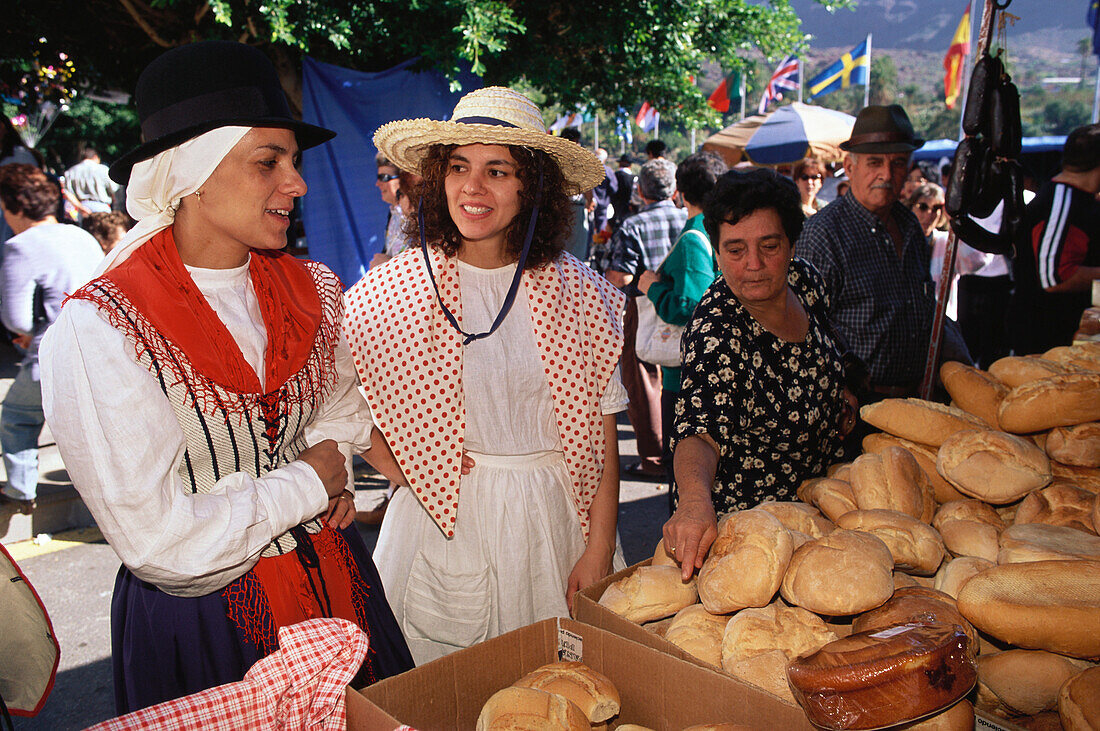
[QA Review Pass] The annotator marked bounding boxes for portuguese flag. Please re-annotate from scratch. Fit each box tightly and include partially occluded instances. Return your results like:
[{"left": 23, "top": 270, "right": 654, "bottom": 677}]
[{"left": 708, "top": 71, "right": 743, "bottom": 113}]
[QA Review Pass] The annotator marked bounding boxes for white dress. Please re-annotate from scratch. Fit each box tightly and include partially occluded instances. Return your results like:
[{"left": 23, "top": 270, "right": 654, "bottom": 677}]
[{"left": 374, "top": 260, "right": 627, "bottom": 665}]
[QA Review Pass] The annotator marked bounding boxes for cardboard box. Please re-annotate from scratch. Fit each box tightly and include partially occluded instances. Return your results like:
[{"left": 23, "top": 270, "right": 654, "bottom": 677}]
[{"left": 347, "top": 617, "right": 813, "bottom": 730}]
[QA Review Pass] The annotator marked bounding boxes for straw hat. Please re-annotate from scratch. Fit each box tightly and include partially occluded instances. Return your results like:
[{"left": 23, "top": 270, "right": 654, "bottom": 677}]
[{"left": 373, "top": 86, "right": 605, "bottom": 195}]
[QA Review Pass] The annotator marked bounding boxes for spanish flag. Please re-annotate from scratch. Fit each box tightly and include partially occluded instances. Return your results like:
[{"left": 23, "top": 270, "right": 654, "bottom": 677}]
[{"left": 944, "top": 4, "right": 971, "bottom": 109}]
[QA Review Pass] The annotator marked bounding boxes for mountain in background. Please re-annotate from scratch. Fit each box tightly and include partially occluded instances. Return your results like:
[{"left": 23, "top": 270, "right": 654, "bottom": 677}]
[{"left": 791, "top": 0, "right": 1085, "bottom": 53}]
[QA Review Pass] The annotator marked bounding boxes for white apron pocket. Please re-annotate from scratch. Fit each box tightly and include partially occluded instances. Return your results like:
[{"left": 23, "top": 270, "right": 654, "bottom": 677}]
[{"left": 402, "top": 549, "right": 491, "bottom": 651}]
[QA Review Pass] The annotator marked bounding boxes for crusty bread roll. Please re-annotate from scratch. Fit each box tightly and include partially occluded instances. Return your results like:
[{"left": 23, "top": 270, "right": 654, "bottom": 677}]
[
  {"left": 850, "top": 448, "right": 935, "bottom": 522},
  {"left": 932, "top": 499, "right": 1006, "bottom": 562},
  {"left": 989, "top": 355, "right": 1081, "bottom": 387},
  {"left": 940, "top": 361, "right": 1008, "bottom": 429},
  {"left": 476, "top": 686, "right": 589, "bottom": 731},
  {"left": 1059, "top": 665, "right": 1100, "bottom": 731},
  {"left": 934, "top": 556, "right": 994, "bottom": 599},
  {"left": 641, "top": 615, "right": 676, "bottom": 637},
  {"left": 756, "top": 501, "right": 834, "bottom": 538},
  {"left": 1044, "top": 343, "right": 1100, "bottom": 372},
  {"left": 806, "top": 478, "right": 858, "bottom": 523},
  {"left": 1046, "top": 422, "right": 1100, "bottom": 468},
  {"left": 936, "top": 429, "right": 1052, "bottom": 504},
  {"left": 852, "top": 586, "right": 978, "bottom": 659},
  {"left": 1095, "top": 492, "right": 1100, "bottom": 536},
  {"left": 976, "top": 649, "right": 1092, "bottom": 716},
  {"left": 827, "top": 462, "right": 852, "bottom": 480},
  {"left": 511, "top": 661, "right": 621, "bottom": 724},
  {"left": 836, "top": 509, "right": 945, "bottom": 575},
  {"left": 598, "top": 565, "right": 697, "bottom": 623},
  {"left": 786, "top": 623, "right": 977, "bottom": 730},
  {"left": 998, "top": 523, "right": 1100, "bottom": 563},
  {"left": 999, "top": 372, "right": 1100, "bottom": 433},
  {"left": 956, "top": 559, "right": 1100, "bottom": 659},
  {"left": 780, "top": 529, "right": 894, "bottom": 615},
  {"left": 720, "top": 603, "right": 837, "bottom": 703},
  {"left": 893, "top": 570, "right": 920, "bottom": 589},
  {"left": 681, "top": 725, "right": 754, "bottom": 731},
  {"left": 1015, "top": 482, "right": 1097, "bottom": 535},
  {"left": 663, "top": 604, "right": 730, "bottom": 668},
  {"left": 1052, "top": 460, "right": 1100, "bottom": 494},
  {"left": 894, "top": 699, "right": 974, "bottom": 730},
  {"left": 697, "top": 509, "right": 793, "bottom": 613},
  {"left": 651, "top": 539, "right": 677, "bottom": 567},
  {"left": 861, "top": 398, "right": 988, "bottom": 447},
  {"left": 862, "top": 433, "right": 966, "bottom": 504}
]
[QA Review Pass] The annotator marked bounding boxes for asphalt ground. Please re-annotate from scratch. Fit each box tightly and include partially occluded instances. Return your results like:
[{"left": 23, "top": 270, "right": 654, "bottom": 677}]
[{"left": 6, "top": 413, "right": 670, "bottom": 729}]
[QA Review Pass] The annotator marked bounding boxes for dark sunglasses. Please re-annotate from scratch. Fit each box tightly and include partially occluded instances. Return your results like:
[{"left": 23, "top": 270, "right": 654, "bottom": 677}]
[
  {"left": 798, "top": 174, "right": 823, "bottom": 181},
  {"left": 915, "top": 202, "right": 944, "bottom": 213},
  {"left": 377, "top": 173, "right": 400, "bottom": 182}
]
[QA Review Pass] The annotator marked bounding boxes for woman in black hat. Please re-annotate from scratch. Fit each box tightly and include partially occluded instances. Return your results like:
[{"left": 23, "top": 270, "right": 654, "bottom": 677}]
[{"left": 38, "top": 41, "right": 413, "bottom": 713}]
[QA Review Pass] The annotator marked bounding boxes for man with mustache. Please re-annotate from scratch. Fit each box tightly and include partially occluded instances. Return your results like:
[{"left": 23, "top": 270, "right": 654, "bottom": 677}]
[{"left": 795, "top": 105, "right": 937, "bottom": 401}]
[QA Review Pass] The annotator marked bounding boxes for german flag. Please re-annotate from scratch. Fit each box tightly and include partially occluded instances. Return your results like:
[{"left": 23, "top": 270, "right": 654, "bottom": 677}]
[{"left": 944, "top": 4, "right": 971, "bottom": 109}]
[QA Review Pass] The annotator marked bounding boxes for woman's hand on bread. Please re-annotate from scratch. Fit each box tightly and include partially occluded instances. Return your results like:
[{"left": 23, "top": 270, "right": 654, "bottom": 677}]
[{"left": 663, "top": 497, "right": 718, "bottom": 582}]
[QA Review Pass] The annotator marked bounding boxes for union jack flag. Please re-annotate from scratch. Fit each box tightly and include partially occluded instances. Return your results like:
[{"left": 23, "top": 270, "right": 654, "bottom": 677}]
[{"left": 758, "top": 54, "right": 800, "bottom": 114}]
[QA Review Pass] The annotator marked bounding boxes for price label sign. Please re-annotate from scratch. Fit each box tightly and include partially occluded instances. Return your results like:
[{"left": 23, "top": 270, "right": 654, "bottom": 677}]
[{"left": 557, "top": 627, "right": 583, "bottom": 662}]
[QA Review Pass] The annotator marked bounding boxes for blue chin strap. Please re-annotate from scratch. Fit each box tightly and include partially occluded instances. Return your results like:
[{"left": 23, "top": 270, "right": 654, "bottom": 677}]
[{"left": 419, "top": 156, "right": 545, "bottom": 346}]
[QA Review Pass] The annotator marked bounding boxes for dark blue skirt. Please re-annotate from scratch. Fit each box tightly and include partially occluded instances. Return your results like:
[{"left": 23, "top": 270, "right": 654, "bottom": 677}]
[{"left": 111, "top": 525, "right": 413, "bottom": 715}]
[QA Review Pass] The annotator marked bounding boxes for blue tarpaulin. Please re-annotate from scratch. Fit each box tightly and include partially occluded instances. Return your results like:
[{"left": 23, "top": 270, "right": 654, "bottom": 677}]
[{"left": 299, "top": 57, "right": 479, "bottom": 288}]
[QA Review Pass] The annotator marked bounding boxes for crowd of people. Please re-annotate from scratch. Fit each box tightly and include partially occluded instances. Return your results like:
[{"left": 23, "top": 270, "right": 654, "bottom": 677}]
[{"left": 2, "top": 38, "right": 1100, "bottom": 719}]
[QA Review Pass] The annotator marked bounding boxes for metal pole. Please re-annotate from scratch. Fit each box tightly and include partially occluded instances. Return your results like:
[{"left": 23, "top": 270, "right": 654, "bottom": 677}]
[
  {"left": 1093, "top": 64, "right": 1100, "bottom": 124},
  {"left": 740, "top": 75, "right": 746, "bottom": 120},
  {"left": 690, "top": 129, "right": 696, "bottom": 152},
  {"left": 863, "top": 34, "right": 872, "bottom": 108},
  {"left": 798, "top": 57, "right": 804, "bottom": 103},
  {"left": 654, "top": 114, "right": 660, "bottom": 139},
  {"left": 594, "top": 115, "right": 600, "bottom": 150}
]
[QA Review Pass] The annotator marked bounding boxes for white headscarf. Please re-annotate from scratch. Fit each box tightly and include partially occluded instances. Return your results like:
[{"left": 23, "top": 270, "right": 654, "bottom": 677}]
[{"left": 94, "top": 126, "right": 250, "bottom": 276}]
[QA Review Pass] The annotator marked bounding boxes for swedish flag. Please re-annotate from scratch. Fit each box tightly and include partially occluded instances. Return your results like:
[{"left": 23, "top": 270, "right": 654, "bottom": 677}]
[{"left": 808, "top": 36, "right": 871, "bottom": 99}]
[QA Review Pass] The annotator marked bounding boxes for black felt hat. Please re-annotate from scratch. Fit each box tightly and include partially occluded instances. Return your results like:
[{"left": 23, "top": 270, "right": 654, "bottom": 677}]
[
  {"left": 839, "top": 104, "right": 924, "bottom": 154},
  {"left": 109, "top": 41, "right": 335, "bottom": 184}
]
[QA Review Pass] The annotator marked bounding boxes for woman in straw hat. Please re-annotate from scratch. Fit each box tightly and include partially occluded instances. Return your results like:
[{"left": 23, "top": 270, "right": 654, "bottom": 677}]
[
  {"left": 38, "top": 41, "right": 413, "bottom": 713},
  {"left": 344, "top": 86, "right": 627, "bottom": 664}
]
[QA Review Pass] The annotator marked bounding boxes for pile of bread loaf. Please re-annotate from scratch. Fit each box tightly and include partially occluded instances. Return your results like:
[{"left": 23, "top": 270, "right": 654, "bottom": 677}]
[{"left": 598, "top": 344, "right": 1100, "bottom": 730}]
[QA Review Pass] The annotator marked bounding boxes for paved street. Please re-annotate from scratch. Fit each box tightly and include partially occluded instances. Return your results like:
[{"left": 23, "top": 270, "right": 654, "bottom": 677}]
[{"left": 2, "top": 348, "right": 670, "bottom": 730}]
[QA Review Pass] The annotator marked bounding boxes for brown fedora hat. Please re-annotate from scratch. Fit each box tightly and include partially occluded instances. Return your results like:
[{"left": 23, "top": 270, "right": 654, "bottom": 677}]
[{"left": 840, "top": 104, "right": 924, "bottom": 154}]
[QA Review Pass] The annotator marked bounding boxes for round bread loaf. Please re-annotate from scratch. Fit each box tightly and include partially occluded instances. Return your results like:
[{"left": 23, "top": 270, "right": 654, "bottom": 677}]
[
  {"left": 894, "top": 699, "right": 974, "bottom": 730},
  {"left": 786, "top": 623, "right": 977, "bottom": 730},
  {"left": 1046, "top": 423, "right": 1100, "bottom": 467},
  {"left": 850, "top": 448, "right": 934, "bottom": 522},
  {"left": 511, "top": 661, "right": 621, "bottom": 723},
  {"left": 1059, "top": 665, "right": 1100, "bottom": 731},
  {"left": 998, "top": 523, "right": 1100, "bottom": 563},
  {"left": 999, "top": 372, "right": 1100, "bottom": 433},
  {"left": 651, "top": 539, "right": 677, "bottom": 567},
  {"left": 934, "top": 556, "right": 994, "bottom": 599},
  {"left": 779, "top": 529, "right": 894, "bottom": 615},
  {"left": 598, "top": 565, "right": 697, "bottom": 623},
  {"left": 862, "top": 433, "right": 966, "bottom": 504},
  {"left": 663, "top": 604, "right": 730, "bottom": 668},
  {"left": 721, "top": 603, "right": 837, "bottom": 666},
  {"left": 956, "top": 559, "right": 1100, "bottom": 659},
  {"left": 807, "top": 478, "right": 859, "bottom": 523},
  {"left": 476, "top": 686, "right": 589, "bottom": 731},
  {"left": 1015, "top": 482, "right": 1097, "bottom": 535},
  {"left": 932, "top": 500, "right": 1006, "bottom": 562},
  {"left": 756, "top": 501, "right": 834, "bottom": 538},
  {"left": 697, "top": 509, "right": 793, "bottom": 613},
  {"left": 976, "top": 650, "right": 1091, "bottom": 716},
  {"left": 860, "top": 398, "right": 988, "bottom": 447},
  {"left": 989, "top": 355, "right": 1081, "bottom": 387},
  {"left": 852, "top": 586, "right": 979, "bottom": 659},
  {"left": 827, "top": 462, "right": 852, "bottom": 480},
  {"left": 836, "top": 509, "right": 945, "bottom": 575},
  {"left": 681, "top": 724, "right": 754, "bottom": 731},
  {"left": 940, "top": 361, "right": 1008, "bottom": 429},
  {"left": 936, "top": 429, "right": 1052, "bottom": 504}
]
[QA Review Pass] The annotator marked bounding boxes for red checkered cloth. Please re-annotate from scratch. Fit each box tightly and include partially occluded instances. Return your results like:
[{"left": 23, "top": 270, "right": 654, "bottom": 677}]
[{"left": 88, "top": 618, "right": 368, "bottom": 730}]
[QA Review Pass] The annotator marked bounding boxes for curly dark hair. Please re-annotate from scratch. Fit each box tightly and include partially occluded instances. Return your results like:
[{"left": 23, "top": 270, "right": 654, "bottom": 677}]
[
  {"left": 703, "top": 168, "right": 804, "bottom": 248},
  {"left": 404, "top": 144, "right": 573, "bottom": 269},
  {"left": 0, "top": 163, "right": 59, "bottom": 221}
]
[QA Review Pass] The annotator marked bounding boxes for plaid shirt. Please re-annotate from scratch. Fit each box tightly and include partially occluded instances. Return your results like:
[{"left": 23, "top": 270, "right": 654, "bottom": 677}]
[
  {"left": 604, "top": 199, "right": 688, "bottom": 281},
  {"left": 794, "top": 193, "right": 935, "bottom": 388}
]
